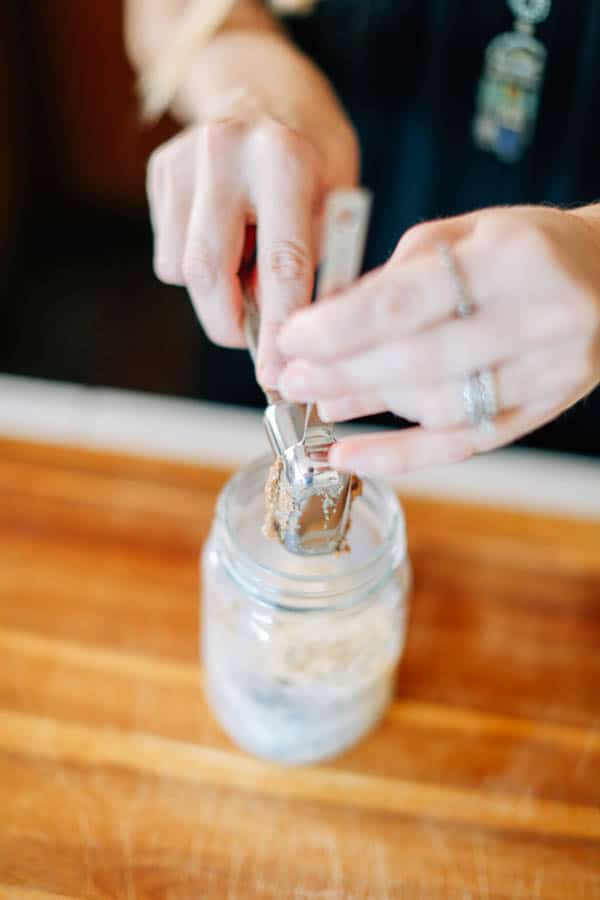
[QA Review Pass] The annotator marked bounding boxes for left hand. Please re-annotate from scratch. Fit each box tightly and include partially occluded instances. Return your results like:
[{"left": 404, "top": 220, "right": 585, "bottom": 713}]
[{"left": 276, "top": 205, "right": 600, "bottom": 477}]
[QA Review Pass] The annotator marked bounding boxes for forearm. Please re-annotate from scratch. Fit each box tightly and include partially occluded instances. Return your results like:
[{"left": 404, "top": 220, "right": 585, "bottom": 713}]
[
  {"left": 171, "top": 27, "right": 345, "bottom": 129},
  {"left": 125, "top": 0, "right": 298, "bottom": 122},
  {"left": 125, "top": 0, "right": 277, "bottom": 73}
]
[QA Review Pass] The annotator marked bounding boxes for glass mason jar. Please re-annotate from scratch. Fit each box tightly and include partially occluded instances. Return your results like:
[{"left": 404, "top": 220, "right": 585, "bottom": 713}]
[{"left": 201, "top": 456, "right": 410, "bottom": 765}]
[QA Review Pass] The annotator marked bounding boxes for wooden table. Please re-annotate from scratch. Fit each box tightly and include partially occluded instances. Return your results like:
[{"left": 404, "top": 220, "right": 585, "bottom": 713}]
[{"left": 1, "top": 437, "right": 599, "bottom": 900}]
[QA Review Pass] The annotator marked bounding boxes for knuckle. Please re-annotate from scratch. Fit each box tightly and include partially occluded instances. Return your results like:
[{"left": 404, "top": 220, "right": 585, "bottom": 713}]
[
  {"left": 262, "top": 120, "right": 307, "bottom": 159},
  {"left": 256, "top": 120, "right": 317, "bottom": 176},
  {"left": 474, "top": 209, "right": 511, "bottom": 242},
  {"left": 182, "top": 242, "right": 217, "bottom": 294},
  {"left": 268, "top": 239, "right": 312, "bottom": 284},
  {"left": 200, "top": 119, "right": 242, "bottom": 156},
  {"left": 510, "top": 223, "right": 553, "bottom": 265},
  {"left": 398, "top": 222, "right": 436, "bottom": 255},
  {"left": 153, "top": 254, "right": 181, "bottom": 285}
]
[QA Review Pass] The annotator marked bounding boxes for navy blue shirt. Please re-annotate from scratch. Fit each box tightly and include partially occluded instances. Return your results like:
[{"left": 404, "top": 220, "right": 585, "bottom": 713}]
[{"left": 287, "top": 1, "right": 600, "bottom": 270}]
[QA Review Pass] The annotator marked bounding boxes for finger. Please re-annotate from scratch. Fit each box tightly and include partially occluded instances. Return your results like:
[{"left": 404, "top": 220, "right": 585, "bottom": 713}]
[
  {"left": 147, "top": 130, "right": 196, "bottom": 285},
  {"left": 329, "top": 396, "right": 565, "bottom": 478},
  {"left": 318, "top": 335, "right": 595, "bottom": 428},
  {"left": 317, "top": 391, "right": 387, "bottom": 423},
  {"left": 183, "top": 125, "right": 247, "bottom": 347},
  {"left": 279, "top": 219, "right": 587, "bottom": 371},
  {"left": 277, "top": 213, "right": 481, "bottom": 362},
  {"left": 276, "top": 302, "right": 500, "bottom": 401},
  {"left": 253, "top": 126, "right": 318, "bottom": 389},
  {"left": 153, "top": 163, "right": 191, "bottom": 285},
  {"left": 317, "top": 385, "right": 433, "bottom": 424},
  {"left": 146, "top": 149, "right": 164, "bottom": 238},
  {"left": 405, "top": 335, "right": 595, "bottom": 429},
  {"left": 278, "top": 248, "right": 459, "bottom": 363},
  {"left": 278, "top": 282, "right": 580, "bottom": 403}
]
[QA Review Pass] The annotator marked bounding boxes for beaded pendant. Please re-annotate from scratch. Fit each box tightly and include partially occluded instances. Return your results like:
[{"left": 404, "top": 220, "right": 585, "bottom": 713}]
[{"left": 473, "top": 0, "right": 552, "bottom": 164}]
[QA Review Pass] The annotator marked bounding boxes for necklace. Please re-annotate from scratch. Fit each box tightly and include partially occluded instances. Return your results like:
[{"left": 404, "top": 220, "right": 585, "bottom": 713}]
[{"left": 473, "top": 0, "right": 552, "bottom": 164}]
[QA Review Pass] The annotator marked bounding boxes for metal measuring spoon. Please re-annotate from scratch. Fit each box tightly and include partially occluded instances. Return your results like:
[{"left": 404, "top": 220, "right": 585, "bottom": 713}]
[{"left": 243, "top": 189, "right": 372, "bottom": 555}]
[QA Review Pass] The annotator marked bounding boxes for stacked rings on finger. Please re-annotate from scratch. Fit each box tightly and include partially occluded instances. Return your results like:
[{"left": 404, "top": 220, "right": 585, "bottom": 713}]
[
  {"left": 462, "top": 371, "right": 499, "bottom": 428},
  {"left": 437, "top": 242, "right": 499, "bottom": 431},
  {"left": 477, "top": 369, "right": 499, "bottom": 420}
]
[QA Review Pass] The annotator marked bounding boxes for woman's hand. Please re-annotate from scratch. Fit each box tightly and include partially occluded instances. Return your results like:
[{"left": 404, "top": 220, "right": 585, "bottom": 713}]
[
  {"left": 146, "top": 28, "right": 358, "bottom": 390},
  {"left": 277, "top": 205, "right": 600, "bottom": 477}
]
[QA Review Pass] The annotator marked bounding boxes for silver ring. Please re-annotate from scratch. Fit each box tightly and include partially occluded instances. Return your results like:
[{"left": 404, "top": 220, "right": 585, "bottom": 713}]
[
  {"left": 437, "top": 241, "right": 476, "bottom": 318},
  {"left": 477, "top": 368, "right": 499, "bottom": 420},
  {"left": 462, "top": 374, "right": 483, "bottom": 426},
  {"left": 437, "top": 244, "right": 498, "bottom": 434},
  {"left": 462, "top": 369, "right": 499, "bottom": 429}
]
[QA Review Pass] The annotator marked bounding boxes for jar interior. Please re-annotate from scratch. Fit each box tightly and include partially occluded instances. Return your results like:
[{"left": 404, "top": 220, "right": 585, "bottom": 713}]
[
  {"left": 203, "top": 456, "right": 410, "bottom": 763},
  {"left": 220, "top": 456, "right": 405, "bottom": 592}
]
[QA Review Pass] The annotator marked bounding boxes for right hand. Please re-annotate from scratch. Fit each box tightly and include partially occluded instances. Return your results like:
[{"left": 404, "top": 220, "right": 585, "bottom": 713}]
[{"left": 147, "top": 43, "right": 358, "bottom": 389}]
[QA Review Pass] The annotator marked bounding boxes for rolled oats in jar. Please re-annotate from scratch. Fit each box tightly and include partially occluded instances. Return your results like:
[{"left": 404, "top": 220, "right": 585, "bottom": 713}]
[{"left": 201, "top": 456, "right": 410, "bottom": 765}]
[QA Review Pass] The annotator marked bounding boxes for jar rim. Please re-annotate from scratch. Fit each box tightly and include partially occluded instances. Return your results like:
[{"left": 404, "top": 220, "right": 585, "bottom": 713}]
[{"left": 215, "top": 455, "right": 406, "bottom": 604}]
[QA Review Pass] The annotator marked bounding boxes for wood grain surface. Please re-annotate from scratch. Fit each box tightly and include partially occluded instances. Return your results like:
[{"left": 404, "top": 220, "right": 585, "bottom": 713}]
[{"left": 0, "top": 437, "right": 598, "bottom": 900}]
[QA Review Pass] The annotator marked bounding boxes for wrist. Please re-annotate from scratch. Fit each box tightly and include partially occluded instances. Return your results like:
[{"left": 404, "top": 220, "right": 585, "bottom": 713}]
[
  {"left": 172, "top": 29, "right": 295, "bottom": 124},
  {"left": 135, "top": 0, "right": 282, "bottom": 121},
  {"left": 173, "top": 28, "right": 357, "bottom": 176}
]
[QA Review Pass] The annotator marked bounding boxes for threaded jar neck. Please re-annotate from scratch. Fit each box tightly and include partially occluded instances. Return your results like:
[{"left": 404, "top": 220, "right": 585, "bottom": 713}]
[{"left": 212, "top": 456, "right": 407, "bottom": 613}]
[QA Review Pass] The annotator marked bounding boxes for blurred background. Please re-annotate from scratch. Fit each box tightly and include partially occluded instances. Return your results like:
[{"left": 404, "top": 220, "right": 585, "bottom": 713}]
[
  {"left": 1, "top": 0, "right": 217, "bottom": 401},
  {"left": 1, "top": 0, "right": 598, "bottom": 456}
]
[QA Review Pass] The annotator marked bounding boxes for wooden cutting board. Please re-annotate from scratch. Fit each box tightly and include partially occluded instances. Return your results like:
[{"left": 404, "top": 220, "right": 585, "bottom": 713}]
[{"left": 0, "top": 437, "right": 599, "bottom": 900}]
